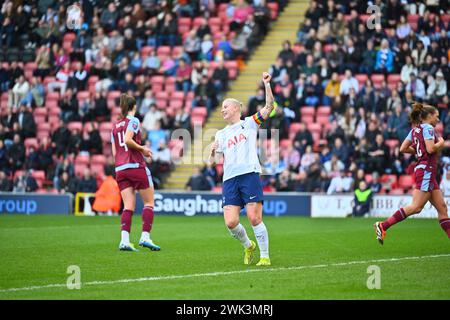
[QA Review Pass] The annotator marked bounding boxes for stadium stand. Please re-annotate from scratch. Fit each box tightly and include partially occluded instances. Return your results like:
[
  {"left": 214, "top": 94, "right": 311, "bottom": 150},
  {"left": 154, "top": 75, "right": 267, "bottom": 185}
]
[
  {"left": 197, "top": 0, "right": 449, "bottom": 195},
  {"left": 0, "top": 0, "right": 283, "bottom": 193}
]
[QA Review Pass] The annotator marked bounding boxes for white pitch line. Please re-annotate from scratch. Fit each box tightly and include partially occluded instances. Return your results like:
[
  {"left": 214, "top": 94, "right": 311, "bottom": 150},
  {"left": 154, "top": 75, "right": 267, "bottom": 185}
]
[{"left": 1, "top": 253, "right": 449, "bottom": 293}]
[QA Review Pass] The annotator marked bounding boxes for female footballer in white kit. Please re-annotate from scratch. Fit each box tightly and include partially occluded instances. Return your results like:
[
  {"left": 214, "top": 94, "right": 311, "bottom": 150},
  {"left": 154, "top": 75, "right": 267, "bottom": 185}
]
[{"left": 209, "top": 72, "right": 274, "bottom": 266}]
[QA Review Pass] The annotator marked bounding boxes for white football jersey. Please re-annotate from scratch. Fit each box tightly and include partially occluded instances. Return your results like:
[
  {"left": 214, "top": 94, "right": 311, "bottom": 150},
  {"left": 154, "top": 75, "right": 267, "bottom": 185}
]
[{"left": 215, "top": 116, "right": 262, "bottom": 182}]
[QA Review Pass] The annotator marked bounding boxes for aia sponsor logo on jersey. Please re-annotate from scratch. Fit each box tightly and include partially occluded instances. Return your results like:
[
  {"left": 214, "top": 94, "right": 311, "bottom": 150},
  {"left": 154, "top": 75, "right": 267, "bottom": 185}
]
[{"left": 228, "top": 133, "right": 247, "bottom": 148}]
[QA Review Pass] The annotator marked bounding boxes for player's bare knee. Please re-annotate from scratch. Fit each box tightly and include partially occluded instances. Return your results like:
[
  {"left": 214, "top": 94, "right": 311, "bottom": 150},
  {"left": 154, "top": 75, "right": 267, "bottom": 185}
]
[
  {"left": 225, "top": 219, "right": 239, "bottom": 229},
  {"left": 248, "top": 215, "right": 262, "bottom": 226}
]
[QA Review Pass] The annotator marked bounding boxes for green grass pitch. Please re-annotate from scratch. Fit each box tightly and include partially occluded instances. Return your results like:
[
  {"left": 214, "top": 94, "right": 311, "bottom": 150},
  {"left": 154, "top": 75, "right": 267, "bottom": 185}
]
[{"left": 0, "top": 215, "right": 449, "bottom": 299}]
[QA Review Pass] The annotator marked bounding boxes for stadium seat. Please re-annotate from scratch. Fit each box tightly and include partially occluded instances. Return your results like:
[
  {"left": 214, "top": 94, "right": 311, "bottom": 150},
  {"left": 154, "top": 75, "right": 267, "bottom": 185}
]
[
  {"left": 63, "top": 32, "right": 77, "bottom": 43},
  {"left": 24, "top": 138, "right": 38, "bottom": 150},
  {"left": 74, "top": 164, "right": 88, "bottom": 177},
  {"left": 155, "top": 91, "right": 170, "bottom": 100},
  {"left": 209, "top": 17, "right": 221, "bottom": 33},
  {"left": 77, "top": 91, "right": 90, "bottom": 102},
  {"left": 267, "top": 2, "right": 279, "bottom": 20},
  {"left": 100, "top": 122, "right": 113, "bottom": 133},
  {"left": 141, "top": 46, "right": 155, "bottom": 58},
  {"left": 67, "top": 122, "right": 83, "bottom": 132},
  {"left": 280, "top": 139, "right": 291, "bottom": 149},
  {"left": 37, "top": 122, "right": 51, "bottom": 132},
  {"left": 435, "top": 123, "right": 443, "bottom": 136},
  {"left": 91, "top": 155, "right": 106, "bottom": 165},
  {"left": 48, "top": 115, "right": 60, "bottom": 129},
  {"left": 307, "top": 123, "right": 322, "bottom": 133},
  {"left": 88, "top": 76, "right": 99, "bottom": 86},
  {"left": 316, "top": 115, "right": 329, "bottom": 126},
  {"left": 165, "top": 77, "right": 176, "bottom": 93},
  {"left": 289, "top": 123, "right": 303, "bottom": 139},
  {"left": 365, "top": 174, "right": 373, "bottom": 184},
  {"left": 398, "top": 175, "right": 414, "bottom": 189},
  {"left": 90, "top": 163, "right": 105, "bottom": 177},
  {"left": 46, "top": 92, "right": 60, "bottom": 102},
  {"left": 224, "top": 61, "right": 238, "bottom": 79},
  {"left": 62, "top": 40, "right": 73, "bottom": 54},
  {"left": 381, "top": 174, "right": 398, "bottom": 189},
  {"left": 193, "top": 17, "right": 206, "bottom": 28},
  {"left": 25, "top": 62, "right": 37, "bottom": 72},
  {"left": 387, "top": 74, "right": 401, "bottom": 84},
  {"left": 170, "top": 91, "right": 185, "bottom": 102},
  {"left": 190, "top": 116, "right": 205, "bottom": 127},
  {"left": 355, "top": 74, "right": 368, "bottom": 85},
  {"left": 300, "top": 107, "right": 315, "bottom": 118},
  {"left": 31, "top": 170, "right": 46, "bottom": 188},
  {"left": 359, "top": 14, "right": 370, "bottom": 23},
  {"left": 216, "top": 163, "right": 223, "bottom": 178},
  {"left": 407, "top": 14, "right": 419, "bottom": 24},
  {"left": 157, "top": 46, "right": 171, "bottom": 59},
  {"left": 169, "top": 100, "right": 184, "bottom": 110},
  {"left": 177, "top": 17, "right": 191, "bottom": 35},
  {"left": 34, "top": 108, "right": 48, "bottom": 123},
  {"left": 316, "top": 106, "right": 331, "bottom": 116},
  {"left": 385, "top": 139, "right": 400, "bottom": 153},
  {"left": 75, "top": 154, "right": 90, "bottom": 166},
  {"left": 171, "top": 46, "right": 183, "bottom": 57},
  {"left": 191, "top": 107, "right": 208, "bottom": 118},
  {"left": 107, "top": 91, "right": 121, "bottom": 100},
  {"left": 390, "top": 188, "right": 405, "bottom": 195},
  {"left": 371, "top": 74, "right": 385, "bottom": 88}
]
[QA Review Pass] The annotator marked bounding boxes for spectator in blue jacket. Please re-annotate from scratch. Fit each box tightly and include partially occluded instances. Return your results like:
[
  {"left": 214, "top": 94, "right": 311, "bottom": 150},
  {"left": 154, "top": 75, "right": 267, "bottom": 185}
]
[{"left": 375, "top": 39, "right": 394, "bottom": 73}]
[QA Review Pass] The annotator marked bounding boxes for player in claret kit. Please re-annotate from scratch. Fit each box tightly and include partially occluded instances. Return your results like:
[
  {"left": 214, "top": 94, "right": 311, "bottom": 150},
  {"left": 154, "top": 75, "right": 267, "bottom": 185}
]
[
  {"left": 209, "top": 72, "right": 274, "bottom": 266},
  {"left": 375, "top": 102, "right": 450, "bottom": 244},
  {"left": 111, "top": 94, "right": 161, "bottom": 252}
]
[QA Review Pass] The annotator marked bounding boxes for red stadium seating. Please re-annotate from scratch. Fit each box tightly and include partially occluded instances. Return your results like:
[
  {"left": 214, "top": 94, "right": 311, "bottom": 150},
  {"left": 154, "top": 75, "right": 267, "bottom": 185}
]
[
  {"left": 165, "top": 77, "right": 176, "bottom": 93},
  {"left": 398, "top": 175, "right": 414, "bottom": 189},
  {"left": 63, "top": 32, "right": 76, "bottom": 43},
  {"left": 387, "top": 74, "right": 401, "bottom": 85},
  {"left": 385, "top": 139, "right": 400, "bottom": 154},
  {"left": 141, "top": 46, "right": 155, "bottom": 59},
  {"left": 67, "top": 122, "right": 83, "bottom": 132},
  {"left": 267, "top": 2, "right": 279, "bottom": 20},
  {"left": 307, "top": 123, "right": 322, "bottom": 133},
  {"left": 193, "top": 17, "right": 206, "bottom": 28},
  {"left": 390, "top": 188, "right": 405, "bottom": 195},
  {"left": 24, "top": 138, "right": 38, "bottom": 150},
  {"left": 191, "top": 107, "right": 208, "bottom": 119},
  {"left": 178, "top": 18, "right": 191, "bottom": 35},
  {"left": 289, "top": 123, "right": 303, "bottom": 140},
  {"left": 74, "top": 164, "right": 88, "bottom": 177},
  {"left": 436, "top": 123, "right": 443, "bottom": 136},
  {"left": 31, "top": 170, "right": 46, "bottom": 188},
  {"left": 316, "top": 106, "right": 331, "bottom": 116},
  {"left": 91, "top": 155, "right": 106, "bottom": 165},
  {"left": 371, "top": 74, "right": 385, "bottom": 88},
  {"left": 365, "top": 174, "right": 373, "bottom": 184}
]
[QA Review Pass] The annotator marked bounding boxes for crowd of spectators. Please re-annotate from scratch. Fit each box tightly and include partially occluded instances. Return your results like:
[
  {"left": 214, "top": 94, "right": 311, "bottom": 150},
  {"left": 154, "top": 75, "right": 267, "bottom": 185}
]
[
  {"left": 261, "top": 0, "right": 450, "bottom": 194},
  {"left": 0, "top": 0, "right": 282, "bottom": 194},
  {"left": 193, "top": 0, "right": 450, "bottom": 195}
]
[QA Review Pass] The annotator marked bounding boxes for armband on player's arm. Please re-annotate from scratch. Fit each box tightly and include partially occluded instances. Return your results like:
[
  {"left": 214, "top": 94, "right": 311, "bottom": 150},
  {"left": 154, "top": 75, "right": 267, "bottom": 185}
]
[{"left": 253, "top": 79, "right": 275, "bottom": 125}]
